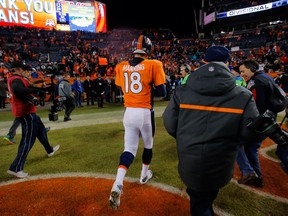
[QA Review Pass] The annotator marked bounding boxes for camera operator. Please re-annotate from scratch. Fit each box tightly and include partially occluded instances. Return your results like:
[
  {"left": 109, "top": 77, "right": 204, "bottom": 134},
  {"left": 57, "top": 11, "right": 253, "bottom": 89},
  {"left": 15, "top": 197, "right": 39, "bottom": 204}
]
[
  {"left": 237, "top": 59, "right": 287, "bottom": 187},
  {"left": 55, "top": 73, "right": 75, "bottom": 122},
  {"left": 6, "top": 60, "right": 60, "bottom": 178}
]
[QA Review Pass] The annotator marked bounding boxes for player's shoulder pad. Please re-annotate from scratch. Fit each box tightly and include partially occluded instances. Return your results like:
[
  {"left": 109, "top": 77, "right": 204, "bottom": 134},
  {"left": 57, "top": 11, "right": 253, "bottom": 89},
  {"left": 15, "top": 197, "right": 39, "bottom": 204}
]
[{"left": 145, "top": 59, "right": 163, "bottom": 65}]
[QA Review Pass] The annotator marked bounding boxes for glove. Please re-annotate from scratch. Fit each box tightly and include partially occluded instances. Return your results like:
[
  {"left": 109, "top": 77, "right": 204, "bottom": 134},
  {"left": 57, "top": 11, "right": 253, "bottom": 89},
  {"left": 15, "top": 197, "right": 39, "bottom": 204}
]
[
  {"left": 36, "top": 90, "right": 46, "bottom": 98},
  {"left": 25, "top": 95, "right": 39, "bottom": 106}
]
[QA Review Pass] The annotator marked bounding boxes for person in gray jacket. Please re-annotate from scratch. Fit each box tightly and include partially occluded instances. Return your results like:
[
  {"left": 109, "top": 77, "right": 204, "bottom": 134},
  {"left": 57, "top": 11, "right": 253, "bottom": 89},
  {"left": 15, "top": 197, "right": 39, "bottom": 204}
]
[
  {"left": 56, "top": 74, "right": 75, "bottom": 122},
  {"left": 163, "top": 46, "right": 261, "bottom": 216}
]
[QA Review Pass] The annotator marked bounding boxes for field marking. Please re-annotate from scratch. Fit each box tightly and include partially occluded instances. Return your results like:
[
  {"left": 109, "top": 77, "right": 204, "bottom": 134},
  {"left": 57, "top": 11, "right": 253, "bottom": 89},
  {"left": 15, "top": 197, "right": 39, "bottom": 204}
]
[
  {"left": 1, "top": 106, "right": 287, "bottom": 215},
  {"left": 1, "top": 172, "right": 287, "bottom": 205},
  {"left": 0, "top": 172, "right": 233, "bottom": 216},
  {"left": 260, "top": 144, "right": 281, "bottom": 163}
]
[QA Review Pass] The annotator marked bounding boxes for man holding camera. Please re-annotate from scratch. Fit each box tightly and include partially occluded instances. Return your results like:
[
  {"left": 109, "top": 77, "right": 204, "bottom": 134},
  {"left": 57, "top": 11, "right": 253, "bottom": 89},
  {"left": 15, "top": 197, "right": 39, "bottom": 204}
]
[
  {"left": 6, "top": 60, "right": 60, "bottom": 178},
  {"left": 56, "top": 74, "right": 75, "bottom": 122},
  {"left": 237, "top": 59, "right": 288, "bottom": 186}
]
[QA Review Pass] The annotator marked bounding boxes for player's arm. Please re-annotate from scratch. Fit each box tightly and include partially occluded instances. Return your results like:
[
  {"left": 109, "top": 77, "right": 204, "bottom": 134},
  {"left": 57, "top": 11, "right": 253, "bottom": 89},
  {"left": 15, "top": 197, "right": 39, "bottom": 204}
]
[
  {"left": 154, "top": 84, "right": 166, "bottom": 97},
  {"left": 152, "top": 60, "right": 167, "bottom": 97}
]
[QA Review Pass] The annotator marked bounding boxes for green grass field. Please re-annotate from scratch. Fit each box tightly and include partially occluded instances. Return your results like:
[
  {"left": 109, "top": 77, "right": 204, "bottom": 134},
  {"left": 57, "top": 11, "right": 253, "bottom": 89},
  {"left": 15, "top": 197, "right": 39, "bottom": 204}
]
[{"left": 0, "top": 101, "right": 287, "bottom": 216}]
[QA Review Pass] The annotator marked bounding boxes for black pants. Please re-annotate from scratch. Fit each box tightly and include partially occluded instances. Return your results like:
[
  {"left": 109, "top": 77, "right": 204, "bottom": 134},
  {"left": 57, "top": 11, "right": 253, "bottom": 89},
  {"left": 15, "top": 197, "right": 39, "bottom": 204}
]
[
  {"left": 63, "top": 98, "right": 76, "bottom": 118},
  {"left": 9, "top": 113, "right": 53, "bottom": 172},
  {"left": 96, "top": 93, "right": 103, "bottom": 107},
  {"left": 186, "top": 188, "right": 219, "bottom": 216},
  {"left": 86, "top": 92, "right": 94, "bottom": 105},
  {"left": 0, "top": 95, "right": 6, "bottom": 108}
]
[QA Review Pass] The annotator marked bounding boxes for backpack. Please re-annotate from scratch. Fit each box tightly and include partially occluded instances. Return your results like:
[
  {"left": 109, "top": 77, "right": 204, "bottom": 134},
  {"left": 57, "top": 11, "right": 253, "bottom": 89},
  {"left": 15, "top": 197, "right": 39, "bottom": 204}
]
[{"left": 257, "top": 74, "right": 288, "bottom": 113}]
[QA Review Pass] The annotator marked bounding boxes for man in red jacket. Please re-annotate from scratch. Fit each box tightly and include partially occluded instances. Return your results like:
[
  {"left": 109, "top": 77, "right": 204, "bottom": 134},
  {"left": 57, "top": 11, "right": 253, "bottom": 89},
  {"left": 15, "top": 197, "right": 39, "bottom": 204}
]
[{"left": 7, "top": 60, "right": 60, "bottom": 178}]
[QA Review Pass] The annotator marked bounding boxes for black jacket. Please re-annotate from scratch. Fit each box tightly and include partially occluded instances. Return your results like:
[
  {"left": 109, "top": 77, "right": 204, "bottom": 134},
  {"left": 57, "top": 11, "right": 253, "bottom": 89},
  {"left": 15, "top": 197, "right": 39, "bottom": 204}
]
[
  {"left": 83, "top": 79, "right": 94, "bottom": 93},
  {"left": 93, "top": 77, "right": 105, "bottom": 95},
  {"left": 163, "top": 62, "right": 260, "bottom": 191},
  {"left": 247, "top": 71, "right": 276, "bottom": 114}
]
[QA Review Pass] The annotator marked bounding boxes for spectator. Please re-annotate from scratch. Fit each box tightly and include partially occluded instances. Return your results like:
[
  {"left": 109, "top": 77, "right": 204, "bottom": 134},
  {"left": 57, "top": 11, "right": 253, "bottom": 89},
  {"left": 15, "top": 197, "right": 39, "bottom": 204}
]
[
  {"left": 104, "top": 76, "right": 112, "bottom": 103},
  {"left": 83, "top": 75, "right": 95, "bottom": 106},
  {"left": 163, "top": 46, "right": 260, "bottom": 216},
  {"left": 278, "top": 72, "right": 288, "bottom": 93},
  {"left": 109, "top": 35, "right": 166, "bottom": 210},
  {"left": 0, "top": 76, "right": 7, "bottom": 108},
  {"left": 231, "top": 65, "right": 247, "bottom": 87},
  {"left": 271, "top": 59, "right": 282, "bottom": 72},
  {"left": 93, "top": 73, "right": 105, "bottom": 108},
  {"left": 179, "top": 64, "right": 192, "bottom": 85},
  {"left": 30, "top": 68, "right": 38, "bottom": 78},
  {"left": 6, "top": 60, "right": 59, "bottom": 178},
  {"left": 71, "top": 74, "right": 83, "bottom": 107}
]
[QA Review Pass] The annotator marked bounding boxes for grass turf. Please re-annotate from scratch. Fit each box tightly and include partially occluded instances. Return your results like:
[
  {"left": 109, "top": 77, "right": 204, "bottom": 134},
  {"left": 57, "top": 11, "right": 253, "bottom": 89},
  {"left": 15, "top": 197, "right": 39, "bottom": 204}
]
[{"left": 0, "top": 102, "right": 287, "bottom": 215}]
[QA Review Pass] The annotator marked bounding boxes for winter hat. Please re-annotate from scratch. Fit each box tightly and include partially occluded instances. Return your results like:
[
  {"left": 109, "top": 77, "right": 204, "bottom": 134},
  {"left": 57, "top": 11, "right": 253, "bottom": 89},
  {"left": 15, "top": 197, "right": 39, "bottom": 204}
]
[{"left": 204, "top": 46, "right": 230, "bottom": 63}]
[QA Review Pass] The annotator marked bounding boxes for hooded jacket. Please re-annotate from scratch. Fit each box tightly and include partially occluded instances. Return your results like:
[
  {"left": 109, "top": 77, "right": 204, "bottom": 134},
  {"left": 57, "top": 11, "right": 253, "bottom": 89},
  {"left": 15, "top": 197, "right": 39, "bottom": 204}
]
[{"left": 163, "top": 62, "right": 260, "bottom": 191}]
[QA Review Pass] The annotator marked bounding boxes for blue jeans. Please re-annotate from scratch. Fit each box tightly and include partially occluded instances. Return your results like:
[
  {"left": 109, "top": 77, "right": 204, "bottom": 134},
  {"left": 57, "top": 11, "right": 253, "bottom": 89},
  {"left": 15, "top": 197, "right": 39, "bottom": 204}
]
[
  {"left": 236, "top": 138, "right": 264, "bottom": 177},
  {"left": 236, "top": 144, "right": 255, "bottom": 176},
  {"left": 74, "top": 91, "right": 82, "bottom": 107}
]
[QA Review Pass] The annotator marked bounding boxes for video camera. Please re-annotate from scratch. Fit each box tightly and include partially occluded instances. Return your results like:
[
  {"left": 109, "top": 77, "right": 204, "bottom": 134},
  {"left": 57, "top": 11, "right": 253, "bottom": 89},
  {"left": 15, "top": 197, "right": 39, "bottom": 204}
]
[
  {"left": 247, "top": 109, "right": 288, "bottom": 173},
  {"left": 49, "top": 97, "right": 64, "bottom": 121},
  {"left": 40, "top": 62, "right": 66, "bottom": 76}
]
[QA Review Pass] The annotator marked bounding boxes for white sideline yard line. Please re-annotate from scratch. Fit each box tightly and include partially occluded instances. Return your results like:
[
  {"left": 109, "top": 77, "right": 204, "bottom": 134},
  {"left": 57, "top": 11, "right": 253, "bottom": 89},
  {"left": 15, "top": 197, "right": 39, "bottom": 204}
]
[
  {"left": 230, "top": 179, "right": 288, "bottom": 204},
  {"left": 260, "top": 144, "right": 281, "bottom": 163},
  {"left": 3, "top": 172, "right": 286, "bottom": 215},
  {"left": 2, "top": 172, "right": 288, "bottom": 213},
  {"left": 2, "top": 172, "right": 287, "bottom": 206},
  {"left": 0, "top": 106, "right": 166, "bottom": 136}
]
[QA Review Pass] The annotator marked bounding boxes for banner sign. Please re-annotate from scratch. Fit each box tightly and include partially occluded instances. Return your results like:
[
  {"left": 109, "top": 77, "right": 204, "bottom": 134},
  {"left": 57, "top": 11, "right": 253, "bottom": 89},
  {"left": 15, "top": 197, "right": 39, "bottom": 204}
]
[
  {"left": 0, "top": 0, "right": 106, "bottom": 32},
  {"left": 217, "top": 0, "right": 288, "bottom": 19}
]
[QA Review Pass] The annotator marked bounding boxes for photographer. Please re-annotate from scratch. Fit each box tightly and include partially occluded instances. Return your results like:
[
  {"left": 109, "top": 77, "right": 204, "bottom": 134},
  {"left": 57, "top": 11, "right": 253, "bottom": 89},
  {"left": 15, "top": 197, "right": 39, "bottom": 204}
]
[
  {"left": 237, "top": 59, "right": 287, "bottom": 187},
  {"left": 55, "top": 73, "right": 75, "bottom": 122},
  {"left": 6, "top": 60, "right": 60, "bottom": 178}
]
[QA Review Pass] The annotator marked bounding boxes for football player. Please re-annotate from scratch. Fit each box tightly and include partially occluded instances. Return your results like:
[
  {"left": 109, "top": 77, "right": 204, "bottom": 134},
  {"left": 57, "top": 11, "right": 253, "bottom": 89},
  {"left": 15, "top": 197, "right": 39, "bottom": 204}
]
[{"left": 109, "top": 35, "right": 166, "bottom": 210}]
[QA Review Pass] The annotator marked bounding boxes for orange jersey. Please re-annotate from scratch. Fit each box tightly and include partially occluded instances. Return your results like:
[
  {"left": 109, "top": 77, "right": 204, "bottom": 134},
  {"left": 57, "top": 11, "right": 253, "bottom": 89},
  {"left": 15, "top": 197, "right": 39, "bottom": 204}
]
[{"left": 115, "top": 59, "right": 166, "bottom": 109}]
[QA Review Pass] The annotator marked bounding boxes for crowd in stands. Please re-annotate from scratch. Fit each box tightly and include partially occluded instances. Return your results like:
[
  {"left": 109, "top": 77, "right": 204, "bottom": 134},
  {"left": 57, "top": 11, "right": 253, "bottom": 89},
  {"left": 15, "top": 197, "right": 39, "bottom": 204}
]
[{"left": 0, "top": 21, "right": 287, "bottom": 105}]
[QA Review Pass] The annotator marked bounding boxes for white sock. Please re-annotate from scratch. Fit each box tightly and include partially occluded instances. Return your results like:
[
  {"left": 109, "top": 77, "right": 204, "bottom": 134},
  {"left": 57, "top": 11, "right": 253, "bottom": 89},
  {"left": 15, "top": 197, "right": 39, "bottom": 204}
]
[
  {"left": 115, "top": 167, "right": 127, "bottom": 185},
  {"left": 141, "top": 164, "right": 149, "bottom": 177}
]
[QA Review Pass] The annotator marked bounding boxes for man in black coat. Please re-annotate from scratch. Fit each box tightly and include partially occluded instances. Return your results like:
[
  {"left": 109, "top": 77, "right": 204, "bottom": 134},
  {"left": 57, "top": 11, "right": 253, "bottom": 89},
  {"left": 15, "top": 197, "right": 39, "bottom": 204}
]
[
  {"left": 93, "top": 73, "right": 105, "bottom": 108},
  {"left": 83, "top": 75, "right": 95, "bottom": 106},
  {"left": 163, "top": 46, "right": 261, "bottom": 216}
]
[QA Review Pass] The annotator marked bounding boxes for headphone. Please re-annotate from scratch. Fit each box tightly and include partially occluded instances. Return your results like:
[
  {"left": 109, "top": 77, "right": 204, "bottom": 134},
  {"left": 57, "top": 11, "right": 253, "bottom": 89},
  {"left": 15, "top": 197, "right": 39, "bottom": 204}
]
[
  {"left": 243, "top": 60, "right": 259, "bottom": 73},
  {"left": 250, "top": 66, "right": 257, "bottom": 72}
]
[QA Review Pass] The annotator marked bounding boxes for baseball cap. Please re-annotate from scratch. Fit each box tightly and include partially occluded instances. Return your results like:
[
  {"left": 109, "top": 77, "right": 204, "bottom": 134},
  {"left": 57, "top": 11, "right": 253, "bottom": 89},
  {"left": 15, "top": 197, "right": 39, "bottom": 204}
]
[
  {"left": 10, "top": 60, "right": 32, "bottom": 71},
  {"left": 204, "top": 46, "right": 230, "bottom": 63}
]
